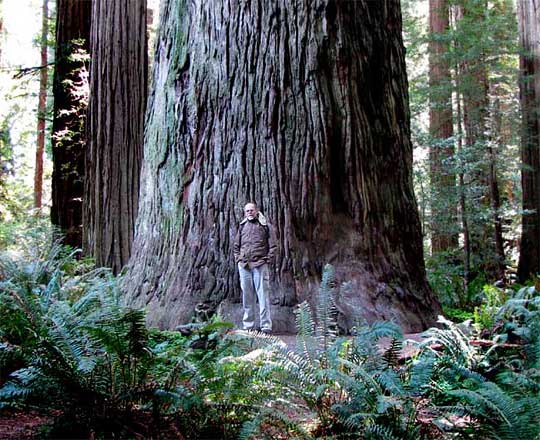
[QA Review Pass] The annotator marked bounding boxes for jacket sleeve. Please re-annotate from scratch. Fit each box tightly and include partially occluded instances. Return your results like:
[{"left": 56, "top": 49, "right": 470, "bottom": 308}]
[
  {"left": 233, "top": 226, "right": 241, "bottom": 263},
  {"left": 266, "top": 224, "right": 277, "bottom": 263}
]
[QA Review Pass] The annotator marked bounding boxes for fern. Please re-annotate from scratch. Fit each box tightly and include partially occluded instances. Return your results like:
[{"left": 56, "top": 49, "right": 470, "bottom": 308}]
[
  {"left": 364, "top": 423, "right": 403, "bottom": 440},
  {"left": 239, "top": 407, "right": 310, "bottom": 440},
  {"left": 316, "top": 264, "right": 339, "bottom": 355},
  {"left": 447, "top": 380, "right": 540, "bottom": 440},
  {"left": 382, "top": 337, "right": 402, "bottom": 368}
]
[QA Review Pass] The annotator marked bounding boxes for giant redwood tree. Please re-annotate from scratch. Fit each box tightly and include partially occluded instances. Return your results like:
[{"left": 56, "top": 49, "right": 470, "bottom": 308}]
[
  {"left": 125, "top": 0, "right": 441, "bottom": 332},
  {"left": 517, "top": 0, "right": 540, "bottom": 282},
  {"left": 84, "top": 0, "right": 147, "bottom": 272},
  {"left": 51, "top": 0, "right": 91, "bottom": 248}
]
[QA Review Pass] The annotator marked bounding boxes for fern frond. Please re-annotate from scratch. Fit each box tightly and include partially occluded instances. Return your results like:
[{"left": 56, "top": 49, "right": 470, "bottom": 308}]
[
  {"left": 382, "top": 337, "right": 402, "bottom": 368},
  {"left": 365, "top": 423, "right": 402, "bottom": 440},
  {"left": 375, "top": 369, "right": 405, "bottom": 397},
  {"left": 421, "top": 316, "right": 478, "bottom": 368},
  {"left": 358, "top": 321, "right": 403, "bottom": 344},
  {"left": 316, "top": 264, "right": 339, "bottom": 353},
  {"left": 239, "top": 406, "right": 311, "bottom": 440},
  {"left": 406, "top": 351, "right": 436, "bottom": 395},
  {"left": 0, "top": 367, "right": 42, "bottom": 402},
  {"left": 294, "top": 300, "right": 319, "bottom": 367}
]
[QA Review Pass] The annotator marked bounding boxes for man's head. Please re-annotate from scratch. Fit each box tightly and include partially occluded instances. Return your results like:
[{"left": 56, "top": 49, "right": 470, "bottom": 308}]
[{"left": 244, "top": 203, "right": 258, "bottom": 221}]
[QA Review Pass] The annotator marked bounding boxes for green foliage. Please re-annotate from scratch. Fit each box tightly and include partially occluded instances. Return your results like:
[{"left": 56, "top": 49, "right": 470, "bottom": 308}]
[
  {"left": 405, "top": 0, "right": 522, "bottom": 292},
  {"left": 427, "top": 253, "right": 468, "bottom": 307},
  {"left": 2, "top": 232, "right": 540, "bottom": 440},
  {"left": 219, "top": 270, "right": 540, "bottom": 440},
  {"left": 0, "top": 237, "right": 156, "bottom": 436},
  {"left": 443, "top": 306, "right": 475, "bottom": 323},
  {"left": 473, "top": 284, "right": 509, "bottom": 331},
  {"left": 419, "top": 294, "right": 540, "bottom": 439},
  {"left": 0, "top": 226, "right": 285, "bottom": 438},
  {"left": 239, "top": 265, "right": 439, "bottom": 439}
]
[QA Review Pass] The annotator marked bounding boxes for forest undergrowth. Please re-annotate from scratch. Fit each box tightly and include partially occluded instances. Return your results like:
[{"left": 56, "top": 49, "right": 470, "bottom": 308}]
[{"left": 0, "top": 223, "right": 539, "bottom": 440}]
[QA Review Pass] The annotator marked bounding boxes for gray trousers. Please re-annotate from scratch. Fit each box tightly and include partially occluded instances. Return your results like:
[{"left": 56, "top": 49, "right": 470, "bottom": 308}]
[{"left": 238, "top": 263, "right": 272, "bottom": 331}]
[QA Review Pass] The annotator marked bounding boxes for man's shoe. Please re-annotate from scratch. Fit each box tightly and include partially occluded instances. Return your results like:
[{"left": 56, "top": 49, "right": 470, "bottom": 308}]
[{"left": 261, "top": 328, "right": 272, "bottom": 335}]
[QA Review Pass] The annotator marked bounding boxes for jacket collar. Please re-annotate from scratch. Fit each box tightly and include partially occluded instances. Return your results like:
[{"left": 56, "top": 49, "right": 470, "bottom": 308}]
[{"left": 240, "top": 212, "right": 267, "bottom": 226}]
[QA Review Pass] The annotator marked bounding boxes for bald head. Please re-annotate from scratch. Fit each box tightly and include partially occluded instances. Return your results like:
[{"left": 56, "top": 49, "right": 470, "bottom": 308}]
[{"left": 244, "top": 203, "right": 258, "bottom": 220}]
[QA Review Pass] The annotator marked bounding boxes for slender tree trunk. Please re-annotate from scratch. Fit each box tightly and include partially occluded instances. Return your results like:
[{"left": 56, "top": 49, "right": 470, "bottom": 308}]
[
  {"left": 51, "top": 0, "right": 91, "bottom": 248},
  {"left": 84, "top": 0, "right": 147, "bottom": 273},
  {"left": 456, "top": 93, "right": 471, "bottom": 290},
  {"left": 125, "top": 0, "right": 441, "bottom": 332},
  {"left": 428, "top": 0, "right": 457, "bottom": 254},
  {"left": 34, "top": 0, "right": 48, "bottom": 209},
  {"left": 488, "top": 93, "right": 506, "bottom": 281}
]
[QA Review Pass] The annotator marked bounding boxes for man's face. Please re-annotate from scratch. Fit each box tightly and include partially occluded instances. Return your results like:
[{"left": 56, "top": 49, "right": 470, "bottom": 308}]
[{"left": 244, "top": 204, "right": 258, "bottom": 220}]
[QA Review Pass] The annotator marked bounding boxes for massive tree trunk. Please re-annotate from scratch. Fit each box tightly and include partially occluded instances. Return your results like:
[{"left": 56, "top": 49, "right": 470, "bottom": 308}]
[
  {"left": 125, "top": 0, "right": 441, "bottom": 333},
  {"left": 517, "top": 0, "right": 540, "bottom": 282},
  {"left": 428, "top": 0, "right": 458, "bottom": 254},
  {"left": 34, "top": 0, "right": 49, "bottom": 209},
  {"left": 84, "top": 0, "right": 147, "bottom": 273},
  {"left": 51, "top": 0, "right": 91, "bottom": 248}
]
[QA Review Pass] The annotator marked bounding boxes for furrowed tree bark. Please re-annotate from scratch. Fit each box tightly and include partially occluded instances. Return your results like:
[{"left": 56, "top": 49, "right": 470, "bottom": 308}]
[
  {"left": 51, "top": 0, "right": 91, "bottom": 248},
  {"left": 34, "top": 0, "right": 48, "bottom": 209},
  {"left": 428, "top": 0, "right": 458, "bottom": 255},
  {"left": 84, "top": 0, "right": 147, "bottom": 273},
  {"left": 517, "top": 0, "right": 540, "bottom": 282},
  {"left": 125, "top": 0, "right": 441, "bottom": 332}
]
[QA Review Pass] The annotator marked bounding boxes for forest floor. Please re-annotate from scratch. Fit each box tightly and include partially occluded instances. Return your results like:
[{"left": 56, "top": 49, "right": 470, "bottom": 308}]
[{"left": 0, "top": 409, "right": 54, "bottom": 439}]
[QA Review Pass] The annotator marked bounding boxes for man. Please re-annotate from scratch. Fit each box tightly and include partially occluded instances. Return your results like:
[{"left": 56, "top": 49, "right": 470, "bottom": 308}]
[{"left": 233, "top": 202, "right": 276, "bottom": 334}]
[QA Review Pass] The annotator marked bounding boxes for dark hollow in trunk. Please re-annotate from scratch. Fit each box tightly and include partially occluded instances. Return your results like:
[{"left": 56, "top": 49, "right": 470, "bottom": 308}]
[{"left": 125, "top": 0, "right": 442, "bottom": 333}]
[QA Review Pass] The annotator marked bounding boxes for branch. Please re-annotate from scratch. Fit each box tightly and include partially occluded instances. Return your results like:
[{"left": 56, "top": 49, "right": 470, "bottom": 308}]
[{"left": 12, "top": 62, "right": 55, "bottom": 79}]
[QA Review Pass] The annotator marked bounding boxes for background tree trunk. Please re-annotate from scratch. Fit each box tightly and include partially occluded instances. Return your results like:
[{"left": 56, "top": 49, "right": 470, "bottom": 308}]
[
  {"left": 84, "top": 0, "right": 147, "bottom": 273},
  {"left": 517, "top": 0, "right": 540, "bottom": 282},
  {"left": 34, "top": 0, "right": 48, "bottom": 209},
  {"left": 125, "top": 0, "right": 441, "bottom": 333},
  {"left": 488, "top": 91, "right": 506, "bottom": 281},
  {"left": 428, "top": 0, "right": 458, "bottom": 254},
  {"left": 51, "top": 0, "right": 91, "bottom": 248}
]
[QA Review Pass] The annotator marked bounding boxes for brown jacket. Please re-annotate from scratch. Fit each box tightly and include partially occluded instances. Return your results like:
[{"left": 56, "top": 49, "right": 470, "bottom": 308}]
[{"left": 233, "top": 213, "right": 277, "bottom": 268}]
